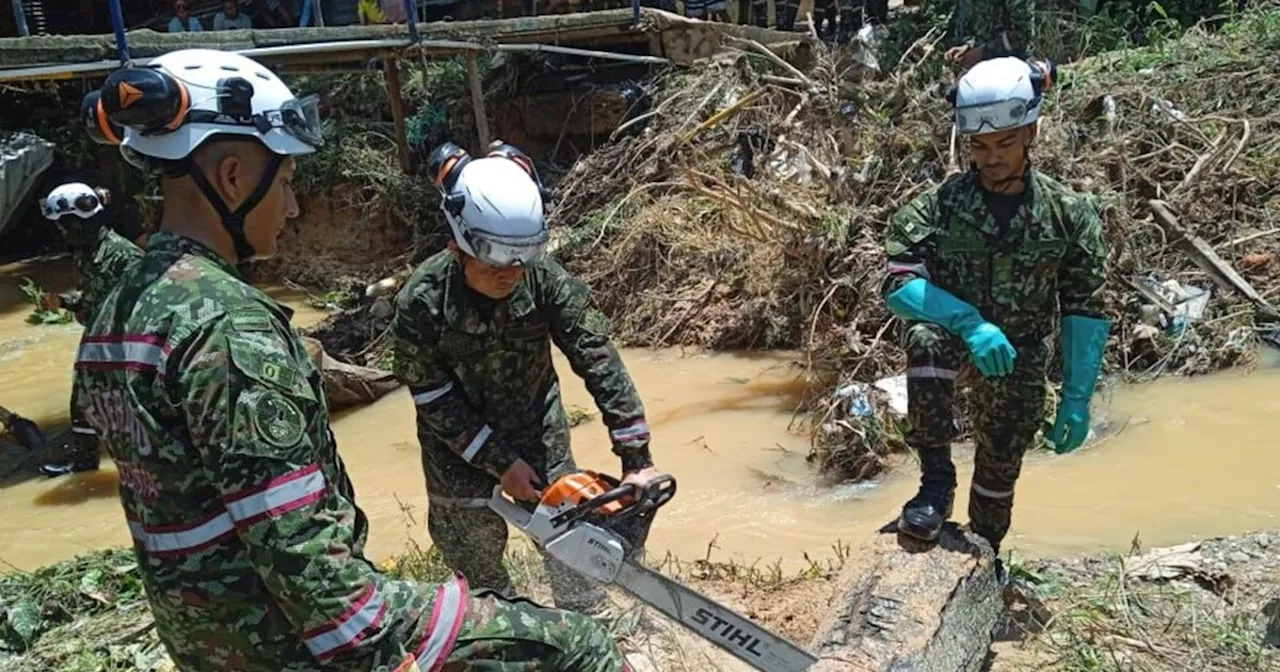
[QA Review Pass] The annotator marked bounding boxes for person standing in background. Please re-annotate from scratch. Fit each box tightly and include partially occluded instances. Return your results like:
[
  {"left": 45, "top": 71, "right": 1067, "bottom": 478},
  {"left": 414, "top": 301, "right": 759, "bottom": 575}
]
[
  {"left": 167, "top": 0, "right": 203, "bottom": 31},
  {"left": 213, "top": 0, "right": 254, "bottom": 29}
]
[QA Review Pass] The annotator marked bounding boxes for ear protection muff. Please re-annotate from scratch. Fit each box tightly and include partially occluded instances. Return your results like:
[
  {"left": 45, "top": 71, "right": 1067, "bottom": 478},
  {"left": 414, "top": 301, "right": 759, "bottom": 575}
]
[
  {"left": 82, "top": 90, "right": 125, "bottom": 146},
  {"left": 82, "top": 66, "right": 192, "bottom": 146},
  {"left": 428, "top": 142, "right": 472, "bottom": 217},
  {"left": 1028, "top": 58, "right": 1056, "bottom": 97},
  {"left": 486, "top": 142, "right": 552, "bottom": 204}
]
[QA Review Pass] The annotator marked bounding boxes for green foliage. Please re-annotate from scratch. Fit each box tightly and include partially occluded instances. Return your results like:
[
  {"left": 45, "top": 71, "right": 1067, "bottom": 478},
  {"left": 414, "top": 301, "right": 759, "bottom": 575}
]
[
  {"left": 19, "top": 278, "right": 72, "bottom": 326},
  {"left": 0, "top": 549, "right": 145, "bottom": 653}
]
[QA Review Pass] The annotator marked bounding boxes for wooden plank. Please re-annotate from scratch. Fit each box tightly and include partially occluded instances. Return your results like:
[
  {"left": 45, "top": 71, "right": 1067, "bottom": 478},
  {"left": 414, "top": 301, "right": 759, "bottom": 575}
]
[
  {"left": 810, "top": 524, "right": 1002, "bottom": 672},
  {"left": 466, "top": 52, "right": 491, "bottom": 151},
  {"left": 1148, "top": 199, "right": 1280, "bottom": 319},
  {"left": 383, "top": 57, "right": 411, "bottom": 173}
]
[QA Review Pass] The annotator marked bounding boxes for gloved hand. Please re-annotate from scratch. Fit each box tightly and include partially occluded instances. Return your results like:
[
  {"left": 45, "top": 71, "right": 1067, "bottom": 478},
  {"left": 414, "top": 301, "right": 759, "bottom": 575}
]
[
  {"left": 885, "top": 278, "right": 1017, "bottom": 378},
  {"left": 1051, "top": 314, "right": 1111, "bottom": 455},
  {"left": 956, "top": 320, "right": 1017, "bottom": 378},
  {"left": 1049, "top": 396, "right": 1090, "bottom": 454}
]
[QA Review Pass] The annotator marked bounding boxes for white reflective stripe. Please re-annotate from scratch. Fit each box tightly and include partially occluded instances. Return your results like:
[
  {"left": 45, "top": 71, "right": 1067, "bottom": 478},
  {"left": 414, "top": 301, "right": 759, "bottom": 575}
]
[
  {"left": 72, "top": 426, "right": 97, "bottom": 435},
  {"left": 77, "top": 341, "right": 165, "bottom": 367},
  {"left": 611, "top": 421, "right": 649, "bottom": 441},
  {"left": 413, "top": 382, "right": 454, "bottom": 406},
  {"left": 906, "top": 366, "right": 959, "bottom": 380},
  {"left": 428, "top": 495, "right": 490, "bottom": 509},
  {"left": 416, "top": 578, "right": 467, "bottom": 670},
  {"left": 304, "top": 586, "right": 388, "bottom": 658},
  {"left": 225, "top": 466, "right": 327, "bottom": 523},
  {"left": 460, "top": 425, "right": 492, "bottom": 463},
  {"left": 130, "top": 512, "right": 235, "bottom": 554},
  {"left": 972, "top": 483, "right": 1014, "bottom": 499}
]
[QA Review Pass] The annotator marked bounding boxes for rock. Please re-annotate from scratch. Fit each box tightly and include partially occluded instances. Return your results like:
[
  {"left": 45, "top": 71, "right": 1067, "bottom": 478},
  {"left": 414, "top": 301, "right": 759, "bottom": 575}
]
[
  {"left": 1228, "top": 551, "right": 1251, "bottom": 564},
  {"left": 809, "top": 523, "right": 1002, "bottom": 672},
  {"left": 1256, "top": 535, "right": 1271, "bottom": 550}
]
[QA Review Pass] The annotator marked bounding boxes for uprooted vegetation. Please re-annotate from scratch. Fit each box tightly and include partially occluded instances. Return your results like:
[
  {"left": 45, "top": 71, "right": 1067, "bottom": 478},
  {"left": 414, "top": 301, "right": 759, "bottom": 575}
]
[{"left": 548, "top": 4, "right": 1280, "bottom": 480}]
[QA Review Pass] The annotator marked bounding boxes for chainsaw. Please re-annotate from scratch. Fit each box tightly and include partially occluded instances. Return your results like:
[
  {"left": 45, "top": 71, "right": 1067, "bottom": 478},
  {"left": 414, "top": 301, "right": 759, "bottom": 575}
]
[{"left": 488, "top": 471, "right": 818, "bottom": 672}]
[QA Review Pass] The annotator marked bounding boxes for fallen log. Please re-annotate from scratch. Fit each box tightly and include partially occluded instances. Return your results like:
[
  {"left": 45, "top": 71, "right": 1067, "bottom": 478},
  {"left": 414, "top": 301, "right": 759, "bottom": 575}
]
[
  {"left": 1148, "top": 199, "right": 1280, "bottom": 321},
  {"left": 809, "top": 523, "right": 1002, "bottom": 672}
]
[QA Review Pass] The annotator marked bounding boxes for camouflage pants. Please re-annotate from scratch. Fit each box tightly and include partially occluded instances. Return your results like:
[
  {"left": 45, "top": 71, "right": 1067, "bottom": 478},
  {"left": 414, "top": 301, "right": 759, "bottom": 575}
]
[
  {"left": 423, "top": 440, "right": 608, "bottom": 614},
  {"left": 443, "top": 590, "right": 630, "bottom": 671},
  {"left": 55, "top": 384, "right": 101, "bottom": 467},
  {"left": 904, "top": 323, "right": 1047, "bottom": 552}
]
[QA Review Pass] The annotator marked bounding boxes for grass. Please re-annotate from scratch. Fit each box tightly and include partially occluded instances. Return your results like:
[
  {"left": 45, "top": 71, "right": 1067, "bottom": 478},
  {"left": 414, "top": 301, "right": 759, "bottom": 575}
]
[
  {"left": 18, "top": 278, "right": 72, "bottom": 326},
  {"left": 1006, "top": 551, "right": 1277, "bottom": 671}
]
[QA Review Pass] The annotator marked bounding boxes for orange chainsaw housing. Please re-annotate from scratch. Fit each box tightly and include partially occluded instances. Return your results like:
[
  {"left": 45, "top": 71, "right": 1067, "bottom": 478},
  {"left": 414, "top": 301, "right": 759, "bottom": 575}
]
[{"left": 538, "top": 470, "right": 628, "bottom": 515}]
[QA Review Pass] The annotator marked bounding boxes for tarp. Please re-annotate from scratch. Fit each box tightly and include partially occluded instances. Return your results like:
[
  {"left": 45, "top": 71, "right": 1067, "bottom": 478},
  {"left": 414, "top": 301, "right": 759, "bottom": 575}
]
[{"left": 0, "top": 132, "right": 54, "bottom": 238}]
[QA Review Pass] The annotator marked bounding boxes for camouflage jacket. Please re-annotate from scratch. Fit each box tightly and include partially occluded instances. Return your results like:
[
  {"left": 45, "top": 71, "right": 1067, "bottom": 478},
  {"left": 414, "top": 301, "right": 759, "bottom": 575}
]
[
  {"left": 956, "top": 0, "right": 1035, "bottom": 59},
  {"left": 390, "top": 251, "right": 652, "bottom": 479},
  {"left": 882, "top": 168, "right": 1108, "bottom": 343},
  {"left": 73, "top": 224, "right": 144, "bottom": 325},
  {"left": 73, "top": 232, "right": 468, "bottom": 672}
]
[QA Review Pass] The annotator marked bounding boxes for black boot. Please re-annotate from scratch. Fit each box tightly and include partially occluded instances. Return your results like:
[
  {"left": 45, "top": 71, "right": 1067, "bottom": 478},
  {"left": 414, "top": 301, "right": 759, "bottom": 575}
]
[
  {"left": 38, "top": 455, "right": 100, "bottom": 478},
  {"left": 898, "top": 446, "right": 956, "bottom": 541}
]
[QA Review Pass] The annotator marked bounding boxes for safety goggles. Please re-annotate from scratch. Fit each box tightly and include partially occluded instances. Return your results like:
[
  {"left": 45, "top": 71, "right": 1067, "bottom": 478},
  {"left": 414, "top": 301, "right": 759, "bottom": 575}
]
[
  {"left": 464, "top": 229, "right": 549, "bottom": 269},
  {"left": 954, "top": 97, "right": 1034, "bottom": 135},
  {"left": 41, "top": 193, "right": 104, "bottom": 219},
  {"left": 183, "top": 94, "right": 325, "bottom": 147}
]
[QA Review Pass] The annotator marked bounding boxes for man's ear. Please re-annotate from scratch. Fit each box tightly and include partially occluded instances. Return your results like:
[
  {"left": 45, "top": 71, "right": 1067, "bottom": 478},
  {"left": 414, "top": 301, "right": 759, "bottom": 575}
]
[{"left": 215, "top": 153, "right": 243, "bottom": 206}]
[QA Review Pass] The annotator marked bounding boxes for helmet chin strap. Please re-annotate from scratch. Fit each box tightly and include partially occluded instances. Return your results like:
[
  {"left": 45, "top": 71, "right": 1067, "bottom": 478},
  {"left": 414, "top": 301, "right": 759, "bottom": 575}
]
[{"left": 185, "top": 154, "right": 285, "bottom": 262}]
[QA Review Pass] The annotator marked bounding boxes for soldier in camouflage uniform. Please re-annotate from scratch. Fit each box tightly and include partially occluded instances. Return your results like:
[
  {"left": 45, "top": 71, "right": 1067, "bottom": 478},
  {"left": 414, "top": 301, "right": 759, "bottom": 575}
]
[
  {"left": 73, "top": 49, "right": 630, "bottom": 671},
  {"left": 391, "top": 141, "right": 665, "bottom": 615},
  {"left": 37, "top": 182, "right": 144, "bottom": 478},
  {"left": 948, "top": 0, "right": 1035, "bottom": 69},
  {"left": 881, "top": 58, "right": 1110, "bottom": 561}
]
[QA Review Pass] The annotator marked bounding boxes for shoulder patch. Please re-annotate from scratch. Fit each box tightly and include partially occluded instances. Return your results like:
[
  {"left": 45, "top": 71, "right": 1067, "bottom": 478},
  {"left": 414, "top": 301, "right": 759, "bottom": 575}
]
[{"left": 250, "top": 389, "right": 306, "bottom": 448}]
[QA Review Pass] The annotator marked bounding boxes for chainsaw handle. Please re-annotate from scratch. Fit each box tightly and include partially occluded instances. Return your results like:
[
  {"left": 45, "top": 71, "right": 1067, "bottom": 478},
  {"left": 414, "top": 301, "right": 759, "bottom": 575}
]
[{"left": 548, "top": 474, "right": 678, "bottom": 530}]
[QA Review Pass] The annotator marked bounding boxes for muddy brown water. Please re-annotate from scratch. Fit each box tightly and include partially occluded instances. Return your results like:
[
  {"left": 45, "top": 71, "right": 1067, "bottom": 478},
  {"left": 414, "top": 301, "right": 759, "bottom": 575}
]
[{"left": 1, "top": 257, "right": 1278, "bottom": 572}]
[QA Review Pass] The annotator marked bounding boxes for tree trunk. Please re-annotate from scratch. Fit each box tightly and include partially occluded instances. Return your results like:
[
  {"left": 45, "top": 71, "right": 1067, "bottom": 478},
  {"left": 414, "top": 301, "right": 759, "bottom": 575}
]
[{"left": 809, "top": 523, "right": 1002, "bottom": 672}]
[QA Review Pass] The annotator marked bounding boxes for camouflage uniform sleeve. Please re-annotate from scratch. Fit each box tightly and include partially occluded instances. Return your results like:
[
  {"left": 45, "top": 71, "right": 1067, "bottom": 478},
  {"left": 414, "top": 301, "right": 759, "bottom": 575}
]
[
  {"left": 882, "top": 187, "right": 943, "bottom": 299},
  {"left": 81, "top": 229, "right": 144, "bottom": 315},
  {"left": 969, "top": 0, "right": 1035, "bottom": 58},
  {"left": 389, "top": 290, "right": 520, "bottom": 480},
  {"left": 1058, "top": 197, "right": 1108, "bottom": 318},
  {"left": 173, "top": 309, "right": 453, "bottom": 669},
  {"left": 542, "top": 259, "right": 653, "bottom": 472}
]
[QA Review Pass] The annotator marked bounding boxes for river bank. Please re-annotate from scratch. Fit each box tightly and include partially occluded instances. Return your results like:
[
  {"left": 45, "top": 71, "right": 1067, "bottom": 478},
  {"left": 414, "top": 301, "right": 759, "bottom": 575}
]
[{"left": 2, "top": 528, "right": 1276, "bottom": 671}]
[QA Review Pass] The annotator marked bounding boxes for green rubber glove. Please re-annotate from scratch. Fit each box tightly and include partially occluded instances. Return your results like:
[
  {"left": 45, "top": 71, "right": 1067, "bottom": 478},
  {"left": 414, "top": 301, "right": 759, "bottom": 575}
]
[
  {"left": 886, "top": 277, "right": 1016, "bottom": 378},
  {"left": 1049, "top": 315, "right": 1111, "bottom": 454}
]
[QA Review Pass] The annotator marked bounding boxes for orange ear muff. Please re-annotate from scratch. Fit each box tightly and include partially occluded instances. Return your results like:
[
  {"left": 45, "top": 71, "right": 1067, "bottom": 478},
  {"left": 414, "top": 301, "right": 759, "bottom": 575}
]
[
  {"left": 82, "top": 90, "right": 124, "bottom": 145},
  {"left": 100, "top": 67, "right": 191, "bottom": 134},
  {"left": 427, "top": 142, "right": 471, "bottom": 193},
  {"left": 1029, "top": 58, "right": 1056, "bottom": 96}
]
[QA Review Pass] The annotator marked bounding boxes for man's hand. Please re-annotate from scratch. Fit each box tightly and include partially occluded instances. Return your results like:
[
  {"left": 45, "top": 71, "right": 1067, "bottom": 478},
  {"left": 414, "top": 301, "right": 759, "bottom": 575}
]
[
  {"left": 946, "top": 44, "right": 984, "bottom": 70},
  {"left": 500, "top": 458, "right": 542, "bottom": 502},
  {"left": 621, "top": 466, "right": 665, "bottom": 493},
  {"left": 39, "top": 292, "right": 62, "bottom": 312}
]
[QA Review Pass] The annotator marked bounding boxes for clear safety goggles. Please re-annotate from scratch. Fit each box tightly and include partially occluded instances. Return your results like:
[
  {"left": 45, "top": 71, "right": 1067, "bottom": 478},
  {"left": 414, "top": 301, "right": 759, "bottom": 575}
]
[
  {"left": 41, "top": 191, "right": 105, "bottom": 219},
  {"left": 954, "top": 97, "right": 1034, "bottom": 135},
  {"left": 185, "top": 94, "right": 325, "bottom": 148},
  {"left": 464, "top": 229, "right": 549, "bottom": 269}
]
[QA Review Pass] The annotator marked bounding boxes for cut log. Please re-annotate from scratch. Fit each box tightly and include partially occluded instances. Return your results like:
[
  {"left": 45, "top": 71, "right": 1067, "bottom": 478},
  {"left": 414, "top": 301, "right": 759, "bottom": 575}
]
[{"left": 809, "top": 523, "right": 1002, "bottom": 672}]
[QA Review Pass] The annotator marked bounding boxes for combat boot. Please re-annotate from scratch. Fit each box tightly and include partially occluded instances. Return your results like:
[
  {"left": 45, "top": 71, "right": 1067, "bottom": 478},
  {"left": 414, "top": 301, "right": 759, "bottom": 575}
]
[
  {"left": 38, "top": 454, "right": 100, "bottom": 478},
  {"left": 897, "top": 446, "right": 956, "bottom": 541}
]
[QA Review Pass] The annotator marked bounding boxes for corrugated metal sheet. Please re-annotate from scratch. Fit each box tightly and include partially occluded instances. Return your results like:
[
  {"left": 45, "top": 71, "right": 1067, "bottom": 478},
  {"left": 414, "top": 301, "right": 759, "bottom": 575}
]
[{"left": 0, "top": 132, "right": 55, "bottom": 238}]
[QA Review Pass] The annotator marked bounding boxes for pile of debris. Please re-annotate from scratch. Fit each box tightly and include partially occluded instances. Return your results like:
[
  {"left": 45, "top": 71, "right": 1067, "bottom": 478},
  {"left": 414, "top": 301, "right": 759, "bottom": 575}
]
[{"left": 550, "top": 7, "right": 1280, "bottom": 479}]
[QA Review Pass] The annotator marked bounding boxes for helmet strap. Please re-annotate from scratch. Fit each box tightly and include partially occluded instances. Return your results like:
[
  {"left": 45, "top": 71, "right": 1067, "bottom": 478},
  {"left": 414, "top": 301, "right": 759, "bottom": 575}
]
[{"left": 185, "top": 153, "right": 285, "bottom": 262}]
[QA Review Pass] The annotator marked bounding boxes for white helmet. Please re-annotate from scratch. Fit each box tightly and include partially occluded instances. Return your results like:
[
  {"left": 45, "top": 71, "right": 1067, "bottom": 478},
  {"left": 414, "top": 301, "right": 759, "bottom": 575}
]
[
  {"left": 428, "top": 141, "right": 549, "bottom": 268},
  {"left": 81, "top": 49, "right": 323, "bottom": 260},
  {"left": 951, "top": 56, "right": 1056, "bottom": 136},
  {"left": 41, "top": 183, "right": 109, "bottom": 221}
]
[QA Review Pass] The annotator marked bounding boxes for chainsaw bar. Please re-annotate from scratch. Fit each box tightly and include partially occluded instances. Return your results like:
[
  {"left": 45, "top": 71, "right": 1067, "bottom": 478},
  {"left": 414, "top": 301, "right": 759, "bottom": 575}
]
[{"left": 615, "top": 561, "right": 817, "bottom": 671}]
